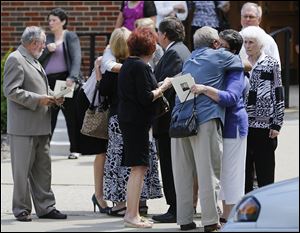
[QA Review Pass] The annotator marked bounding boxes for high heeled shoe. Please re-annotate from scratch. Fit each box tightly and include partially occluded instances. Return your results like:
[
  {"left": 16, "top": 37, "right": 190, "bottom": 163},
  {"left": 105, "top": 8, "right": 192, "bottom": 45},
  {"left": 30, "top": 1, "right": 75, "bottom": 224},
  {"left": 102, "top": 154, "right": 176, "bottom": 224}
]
[{"left": 92, "top": 194, "right": 111, "bottom": 214}]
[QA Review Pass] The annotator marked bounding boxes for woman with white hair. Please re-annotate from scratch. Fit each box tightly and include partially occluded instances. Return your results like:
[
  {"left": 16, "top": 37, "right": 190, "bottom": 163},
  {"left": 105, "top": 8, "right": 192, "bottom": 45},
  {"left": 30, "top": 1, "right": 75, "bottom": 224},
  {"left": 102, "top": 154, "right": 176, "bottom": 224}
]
[
  {"left": 240, "top": 26, "right": 285, "bottom": 193},
  {"left": 239, "top": 2, "right": 281, "bottom": 68}
]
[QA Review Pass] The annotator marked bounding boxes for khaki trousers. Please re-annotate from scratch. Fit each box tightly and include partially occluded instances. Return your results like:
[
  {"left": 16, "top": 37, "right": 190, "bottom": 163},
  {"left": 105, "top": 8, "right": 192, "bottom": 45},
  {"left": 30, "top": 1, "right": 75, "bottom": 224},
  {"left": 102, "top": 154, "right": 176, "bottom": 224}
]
[{"left": 171, "top": 119, "right": 222, "bottom": 226}]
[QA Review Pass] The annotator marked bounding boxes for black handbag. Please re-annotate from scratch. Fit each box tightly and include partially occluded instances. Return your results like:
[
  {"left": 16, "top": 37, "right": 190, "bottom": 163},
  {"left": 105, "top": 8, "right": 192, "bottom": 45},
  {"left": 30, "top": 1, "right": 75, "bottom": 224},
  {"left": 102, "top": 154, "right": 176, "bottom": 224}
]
[
  {"left": 169, "top": 91, "right": 198, "bottom": 138},
  {"left": 153, "top": 94, "right": 170, "bottom": 119},
  {"left": 80, "top": 81, "right": 109, "bottom": 139}
]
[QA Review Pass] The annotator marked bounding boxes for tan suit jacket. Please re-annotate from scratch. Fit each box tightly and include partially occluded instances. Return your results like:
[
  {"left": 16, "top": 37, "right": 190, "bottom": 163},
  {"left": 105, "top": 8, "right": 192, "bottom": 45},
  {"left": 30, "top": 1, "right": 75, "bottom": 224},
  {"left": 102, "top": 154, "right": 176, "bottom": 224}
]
[{"left": 4, "top": 45, "right": 53, "bottom": 135}]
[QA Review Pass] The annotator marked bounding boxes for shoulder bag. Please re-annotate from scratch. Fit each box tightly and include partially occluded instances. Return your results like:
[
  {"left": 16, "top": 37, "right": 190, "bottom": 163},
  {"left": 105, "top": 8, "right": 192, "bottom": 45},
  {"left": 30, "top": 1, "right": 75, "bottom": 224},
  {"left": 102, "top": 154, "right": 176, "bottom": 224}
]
[
  {"left": 169, "top": 91, "right": 198, "bottom": 138},
  {"left": 80, "top": 81, "right": 109, "bottom": 139}
]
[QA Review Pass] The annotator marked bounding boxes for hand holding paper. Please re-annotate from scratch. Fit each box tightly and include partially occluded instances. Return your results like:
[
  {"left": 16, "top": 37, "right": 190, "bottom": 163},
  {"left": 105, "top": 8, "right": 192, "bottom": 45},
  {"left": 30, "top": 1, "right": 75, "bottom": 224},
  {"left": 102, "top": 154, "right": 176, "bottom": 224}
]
[
  {"left": 170, "top": 73, "right": 195, "bottom": 103},
  {"left": 54, "top": 87, "right": 72, "bottom": 98},
  {"left": 54, "top": 80, "right": 75, "bottom": 98}
]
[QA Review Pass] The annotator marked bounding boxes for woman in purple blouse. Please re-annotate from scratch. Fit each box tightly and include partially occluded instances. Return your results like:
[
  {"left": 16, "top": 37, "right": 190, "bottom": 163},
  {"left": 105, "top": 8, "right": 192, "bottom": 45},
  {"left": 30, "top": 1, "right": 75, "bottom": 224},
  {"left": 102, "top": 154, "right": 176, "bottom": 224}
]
[
  {"left": 115, "top": 1, "right": 157, "bottom": 31},
  {"left": 39, "top": 8, "right": 82, "bottom": 160}
]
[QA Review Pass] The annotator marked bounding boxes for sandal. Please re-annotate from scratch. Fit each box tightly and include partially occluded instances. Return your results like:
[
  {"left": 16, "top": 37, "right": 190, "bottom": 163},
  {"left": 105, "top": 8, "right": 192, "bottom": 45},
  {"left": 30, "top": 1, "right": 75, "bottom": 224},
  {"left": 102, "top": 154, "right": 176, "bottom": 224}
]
[
  {"left": 124, "top": 219, "right": 153, "bottom": 228},
  {"left": 140, "top": 216, "right": 153, "bottom": 223},
  {"left": 107, "top": 207, "right": 127, "bottom": 217}
]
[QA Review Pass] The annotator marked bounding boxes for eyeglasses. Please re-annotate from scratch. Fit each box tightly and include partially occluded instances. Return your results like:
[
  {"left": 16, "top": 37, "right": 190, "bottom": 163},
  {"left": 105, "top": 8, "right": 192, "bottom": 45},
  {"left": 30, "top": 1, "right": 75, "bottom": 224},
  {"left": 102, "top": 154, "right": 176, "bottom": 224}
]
[{"left": 242, "top": 15, "right": 257, "bottom": 19}]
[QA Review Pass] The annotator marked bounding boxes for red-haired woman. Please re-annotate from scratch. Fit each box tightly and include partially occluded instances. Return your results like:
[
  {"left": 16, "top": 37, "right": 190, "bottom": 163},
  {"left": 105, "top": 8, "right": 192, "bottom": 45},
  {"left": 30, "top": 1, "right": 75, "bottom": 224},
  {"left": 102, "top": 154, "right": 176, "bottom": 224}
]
[{"left": 118, "top": 27, "right": 171, "bottom": 228}]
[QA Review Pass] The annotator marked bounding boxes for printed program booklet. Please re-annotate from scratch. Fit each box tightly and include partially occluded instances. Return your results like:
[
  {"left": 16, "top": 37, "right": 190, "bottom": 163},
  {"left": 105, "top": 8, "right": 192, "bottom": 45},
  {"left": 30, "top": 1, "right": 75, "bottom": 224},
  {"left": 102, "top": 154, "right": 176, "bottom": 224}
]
[
  {"left": 54, "top": 80, "right": 75, "bottom": 98},
  {"left": 171, "top": 73, "right": 195, "bottom": 103}
]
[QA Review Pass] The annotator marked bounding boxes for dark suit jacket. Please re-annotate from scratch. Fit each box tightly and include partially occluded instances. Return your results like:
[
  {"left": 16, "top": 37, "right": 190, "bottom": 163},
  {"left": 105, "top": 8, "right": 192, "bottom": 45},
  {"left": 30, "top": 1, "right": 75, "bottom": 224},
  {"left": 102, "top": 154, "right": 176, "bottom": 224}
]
[{"left": 153, "top": 41, "right": 191, "bottom": 137}]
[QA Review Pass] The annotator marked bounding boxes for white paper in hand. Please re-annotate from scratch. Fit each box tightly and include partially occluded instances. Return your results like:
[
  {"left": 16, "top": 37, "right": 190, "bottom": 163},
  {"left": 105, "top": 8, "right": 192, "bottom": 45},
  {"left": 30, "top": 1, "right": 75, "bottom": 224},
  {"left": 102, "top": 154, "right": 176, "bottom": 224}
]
[
  {"left": 171, "top": 73, "right": 195, "bottom": 103},
  {"left": 54, "top": 80, "right": 75, "bottom": 98}
]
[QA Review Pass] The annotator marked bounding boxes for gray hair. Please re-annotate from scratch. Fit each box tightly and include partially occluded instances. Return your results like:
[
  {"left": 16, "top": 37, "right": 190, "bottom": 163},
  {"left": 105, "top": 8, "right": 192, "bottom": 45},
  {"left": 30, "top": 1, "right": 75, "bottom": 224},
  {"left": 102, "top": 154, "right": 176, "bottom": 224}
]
[
  {"left": 21, "top": 26, "right": 45, "bottom": 45},
  {"left": 193, "top": 26, "right": 219, "bottom": 49},
  {"left": 241, "top": 2, "right": 262, "bottom": 19},
  {"left": 240, "top": 26, "right": 266, "bottom": 49}
]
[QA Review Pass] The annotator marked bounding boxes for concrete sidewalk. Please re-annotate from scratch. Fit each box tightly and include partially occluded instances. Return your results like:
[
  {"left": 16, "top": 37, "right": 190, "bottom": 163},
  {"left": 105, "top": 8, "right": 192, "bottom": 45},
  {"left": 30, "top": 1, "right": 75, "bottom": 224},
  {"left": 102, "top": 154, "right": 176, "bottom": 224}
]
[
  {"left": 1, "top": 154, "right": 203, "bottom": 232},
  {"left": 1, "top": 85, "right": 298, "bottom": 232}
]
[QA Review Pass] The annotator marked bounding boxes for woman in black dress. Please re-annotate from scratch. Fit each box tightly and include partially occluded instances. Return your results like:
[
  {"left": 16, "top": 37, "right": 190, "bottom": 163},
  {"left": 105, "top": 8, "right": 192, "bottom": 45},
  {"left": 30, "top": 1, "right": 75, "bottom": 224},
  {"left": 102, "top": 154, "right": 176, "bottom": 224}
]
[
  {"left": 118, "top": 27, "right": 172, "bottom": 228},
  {"left": 99, "top": 27, "right": 162, "bottom": 217}
]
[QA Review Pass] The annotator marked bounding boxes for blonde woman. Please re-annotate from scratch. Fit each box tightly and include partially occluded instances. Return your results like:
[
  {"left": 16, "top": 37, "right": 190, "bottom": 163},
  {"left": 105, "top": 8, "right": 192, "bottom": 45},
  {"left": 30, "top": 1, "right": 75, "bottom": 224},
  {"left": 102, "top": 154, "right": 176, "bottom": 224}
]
[
  {"left": 99, "top": 27, "right": 162, "bottom": 218},
  {"left": 134, "top": 17, "right": 164, "bottom": 70}
]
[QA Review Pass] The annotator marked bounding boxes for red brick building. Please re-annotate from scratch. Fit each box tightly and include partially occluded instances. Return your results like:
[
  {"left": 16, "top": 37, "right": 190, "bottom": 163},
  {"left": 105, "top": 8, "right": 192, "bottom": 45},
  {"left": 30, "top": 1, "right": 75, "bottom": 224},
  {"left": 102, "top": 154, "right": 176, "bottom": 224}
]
[
  {"left": 1, "top": 1, "right": 299, "bottom": 82},
  {"left": 1, "top": 1, "right": 121, "bottom": 76}
]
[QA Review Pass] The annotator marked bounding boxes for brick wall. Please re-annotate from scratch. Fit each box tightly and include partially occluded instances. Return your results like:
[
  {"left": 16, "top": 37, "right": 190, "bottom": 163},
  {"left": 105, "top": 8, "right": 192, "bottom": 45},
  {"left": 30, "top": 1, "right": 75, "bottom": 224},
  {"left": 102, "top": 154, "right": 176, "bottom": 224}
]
[{"left": 1, "top": 1, "right": 121, "bottom": 76}]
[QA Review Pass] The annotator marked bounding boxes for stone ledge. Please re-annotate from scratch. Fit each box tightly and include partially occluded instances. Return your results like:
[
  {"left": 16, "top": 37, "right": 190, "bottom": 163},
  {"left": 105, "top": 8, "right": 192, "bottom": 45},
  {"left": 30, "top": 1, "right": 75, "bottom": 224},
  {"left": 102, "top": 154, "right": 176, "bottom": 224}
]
[{"left": 1, "top": 134, "right": 10, "bottom": 160}]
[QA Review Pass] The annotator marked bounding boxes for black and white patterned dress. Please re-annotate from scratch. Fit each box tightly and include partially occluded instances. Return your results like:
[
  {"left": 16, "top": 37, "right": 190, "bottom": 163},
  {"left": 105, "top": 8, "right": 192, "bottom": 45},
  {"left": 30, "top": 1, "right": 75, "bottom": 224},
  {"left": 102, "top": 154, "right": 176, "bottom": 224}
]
[
  {"left": 246, "top": 53, "right": 285, "bottom": 130},
  {"left": 103, "top": 115, "right": 163, "bottom": 202}
]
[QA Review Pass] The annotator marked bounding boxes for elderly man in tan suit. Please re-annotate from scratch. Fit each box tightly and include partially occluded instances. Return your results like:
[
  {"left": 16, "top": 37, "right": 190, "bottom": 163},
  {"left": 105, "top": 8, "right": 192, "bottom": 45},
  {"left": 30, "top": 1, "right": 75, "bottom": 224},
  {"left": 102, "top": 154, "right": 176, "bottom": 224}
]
[{"left": 3, "top": 26, "right": 67, "bottom": 222}]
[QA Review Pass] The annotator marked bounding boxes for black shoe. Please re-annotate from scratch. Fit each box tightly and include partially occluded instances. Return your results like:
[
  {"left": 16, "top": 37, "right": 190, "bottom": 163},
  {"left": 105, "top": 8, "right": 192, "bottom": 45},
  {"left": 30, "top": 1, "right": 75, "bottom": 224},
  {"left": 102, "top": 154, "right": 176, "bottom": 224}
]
[
  {"left": 180, "top": 222, "right": 197, "bottom": 231},
  {"left": 16, "top": 211, "right": 32, "bottom": 222},
  {"left": 107, "top": 206, "right": 127, "bottom": 217},
  {"left": 152, "top": 212, "right": 176, "bottom": 223},
  {"left": 68, "top": 153, "right": 80, "bottom": 159},
  {"left": 39, "top": 209, "right": 67, "bottom": 219},
  {"left": 92, "top": 194, "right": 111, "bottom": 214},
  {"left": 219, "top": 217, "right": 227, "bottom": 223},
  {"left": 204, "top": 223, "right": 221, "bottom": 232}
]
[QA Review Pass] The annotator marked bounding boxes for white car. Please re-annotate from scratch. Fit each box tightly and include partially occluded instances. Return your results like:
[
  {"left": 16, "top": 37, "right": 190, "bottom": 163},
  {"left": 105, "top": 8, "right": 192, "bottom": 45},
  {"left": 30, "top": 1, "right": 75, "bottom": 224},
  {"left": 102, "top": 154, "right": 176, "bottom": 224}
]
[{"left": 221, "top": 177, "right": 299, "bottom": 232}]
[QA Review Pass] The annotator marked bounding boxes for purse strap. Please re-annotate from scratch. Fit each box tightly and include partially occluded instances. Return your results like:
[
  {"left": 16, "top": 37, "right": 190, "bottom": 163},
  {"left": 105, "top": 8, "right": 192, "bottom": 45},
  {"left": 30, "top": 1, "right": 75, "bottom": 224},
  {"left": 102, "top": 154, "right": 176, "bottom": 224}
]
[
  {"left": 89, "top": 81, "right": 100, "bottom": 109},
  {"left": 178, "top": 90, "right": 196, "bottom": 114}
]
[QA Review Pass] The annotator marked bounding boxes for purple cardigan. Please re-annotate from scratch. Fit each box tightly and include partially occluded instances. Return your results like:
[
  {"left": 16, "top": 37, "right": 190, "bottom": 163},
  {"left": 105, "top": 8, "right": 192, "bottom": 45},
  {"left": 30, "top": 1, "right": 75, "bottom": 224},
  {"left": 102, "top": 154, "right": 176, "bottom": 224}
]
[{"left": 218, "top": 71, "right": 248, "bottom": 138}]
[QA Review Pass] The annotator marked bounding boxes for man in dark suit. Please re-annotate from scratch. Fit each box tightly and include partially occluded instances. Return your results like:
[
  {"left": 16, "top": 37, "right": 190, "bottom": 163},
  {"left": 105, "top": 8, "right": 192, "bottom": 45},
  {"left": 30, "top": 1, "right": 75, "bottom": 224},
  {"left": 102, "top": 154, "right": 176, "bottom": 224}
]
[{"left": 152, "top": 17, "right": 191, "bottom": 225}]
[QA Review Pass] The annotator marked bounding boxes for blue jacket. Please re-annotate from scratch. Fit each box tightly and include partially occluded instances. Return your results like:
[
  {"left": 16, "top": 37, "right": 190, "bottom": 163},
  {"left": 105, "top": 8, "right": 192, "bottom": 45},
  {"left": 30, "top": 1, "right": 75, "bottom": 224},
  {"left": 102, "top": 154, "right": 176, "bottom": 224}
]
[
  {"left": 218, "top": 71, "right": 248, "bottom": 138},
  {"left": 172, "top": 47, "right": 244, "bottom": 127}
]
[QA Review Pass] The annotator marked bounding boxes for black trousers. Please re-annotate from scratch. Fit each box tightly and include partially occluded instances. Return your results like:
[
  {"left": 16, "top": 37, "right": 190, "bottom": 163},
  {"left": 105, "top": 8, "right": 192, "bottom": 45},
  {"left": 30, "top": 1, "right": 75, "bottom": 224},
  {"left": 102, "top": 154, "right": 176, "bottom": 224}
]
[
  {"left": 156, "top": 133, "right": 176, "bottom": 215},
  {"left": 48, "top": 72, "right": 80, "bottom": 153},
  {"left": 245, "top": 128, "right": 278, "bottom": 193}
]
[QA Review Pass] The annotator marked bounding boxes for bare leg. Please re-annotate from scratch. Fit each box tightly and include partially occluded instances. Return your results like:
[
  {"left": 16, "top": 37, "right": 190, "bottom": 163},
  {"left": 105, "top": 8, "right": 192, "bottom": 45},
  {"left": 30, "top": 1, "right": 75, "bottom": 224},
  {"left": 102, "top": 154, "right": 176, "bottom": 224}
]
[
  {"left": 124, "top": 166, "right": 152, "bottom": 227},
  {"left": 221, "top": 200, "right": 234, "bottom": 220},
  {"left": 94, "top": 153, "right": 108, "bottom": 208}
]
